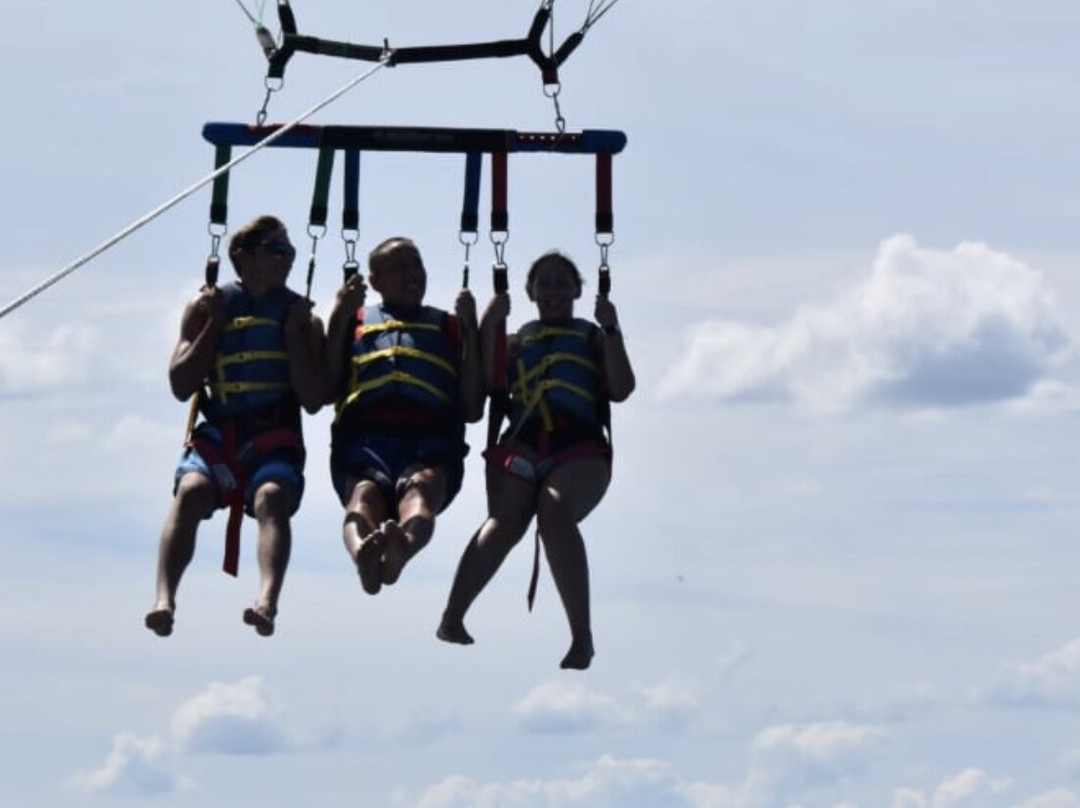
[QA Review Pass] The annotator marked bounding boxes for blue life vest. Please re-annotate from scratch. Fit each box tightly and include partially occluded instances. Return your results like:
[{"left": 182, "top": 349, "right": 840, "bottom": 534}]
[
  {"left": 201, "top": 282, "right": 300, "bottom": 425},
  {"left": 508, "top": 318, "right": 601, "bottom": 431},
  {"left": 338, "top": 304, "right": 459, "bottom": 419}
]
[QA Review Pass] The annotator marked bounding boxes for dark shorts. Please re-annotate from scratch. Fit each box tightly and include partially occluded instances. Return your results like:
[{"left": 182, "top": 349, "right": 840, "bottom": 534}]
[
  {"left": 330, "top": 426, "right": 465, "bottom": 512},
  {"left": 174, "top": 423, "right": 305, "bottom": 517}
]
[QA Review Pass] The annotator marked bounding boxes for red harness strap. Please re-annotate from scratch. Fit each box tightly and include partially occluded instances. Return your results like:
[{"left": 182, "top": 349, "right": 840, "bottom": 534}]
[{"left": 189, "top": 424, "right": 302, "bottom": 576}]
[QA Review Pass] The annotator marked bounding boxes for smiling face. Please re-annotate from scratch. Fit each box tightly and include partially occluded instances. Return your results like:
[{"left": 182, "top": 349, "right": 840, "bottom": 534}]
[
  {"left": 526, "top": 253, "right": 582, "bottom": 323},
  {"left": 229, "top": 216, "right": 295, "bottom": 298},
  {"left": 369, "top": 238, "right": 427, "bottom": 311}
]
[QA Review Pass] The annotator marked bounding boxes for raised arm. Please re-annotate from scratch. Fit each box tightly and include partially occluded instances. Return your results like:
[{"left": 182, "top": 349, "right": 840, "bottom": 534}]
[
  {"left": 478, "top": 291, "right": 511, "bottom": 395},
  {"left": 168, "top": 285, "right": 226, "bottom": 402},
  {"left": 324, "top": 274, "right": 367, "bottom": 404},
  {"left": 594, "top": 294, "right": 635, "bottom": 403},
  {"left": 454, "top": 288, "right": 484, "bottom": 423}
]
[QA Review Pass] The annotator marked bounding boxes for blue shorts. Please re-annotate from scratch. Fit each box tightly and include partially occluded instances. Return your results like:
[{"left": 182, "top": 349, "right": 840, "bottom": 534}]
[
  {"left": 174, "top": 424, "right": 305, "bottom": 517},
  {"left": 330, "top": 428, "right": 464, "bottom": 512}
]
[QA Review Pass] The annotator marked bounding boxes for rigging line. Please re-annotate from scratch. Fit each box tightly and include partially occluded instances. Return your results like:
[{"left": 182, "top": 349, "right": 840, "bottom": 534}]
[
  {"left": 582, "top": 0, "right": 623, "bottom": 31},
  {"left": 231, "top": 0, "right": 260, "bottom": 27},
  {"left": 0, "top": 57, "right": 391, "bottom": 322}
]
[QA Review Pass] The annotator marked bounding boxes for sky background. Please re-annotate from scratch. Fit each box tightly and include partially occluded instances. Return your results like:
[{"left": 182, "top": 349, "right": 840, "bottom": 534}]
[{"left": 3, "top": 1, "right": 1080, "bottom": 806}]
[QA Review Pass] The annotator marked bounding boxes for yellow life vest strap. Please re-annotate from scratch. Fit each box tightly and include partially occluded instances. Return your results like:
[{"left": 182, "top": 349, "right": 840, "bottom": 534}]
[
  {"left": 225, "top": 315, "right": 279, "bottom": 331},
  {"left": 209, "top": 380, "right": 291, "bottom": 403},
  {"left": 339, "top": 370, "right": 453, "bottom": 412},
  {"left": 510, "top": 351, "right": 597, "bottom": 391},
  {"left": 519, "top": 325, "right": 590, "bottom": 344},
  {"left": 361, "top": 319, "right": 443, "bottom": 335},
  {"left": 351, "top": 345, "right": 456, "bottom": 376},
  {"left": 215, "top": 349, "right": 289, "bottom": 370}
]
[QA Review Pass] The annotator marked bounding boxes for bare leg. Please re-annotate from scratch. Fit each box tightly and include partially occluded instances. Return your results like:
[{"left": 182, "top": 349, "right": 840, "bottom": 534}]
[
  {"left": 536, "top": 457, "right": 610, "bottom": 669},
  {"left": 437, "top": 456, "right": 537, "bottom": 644},
  {"left": 146, "top": 472, "right": 216, "bottom": 636},
  {"left": 381, "top": 467, "right": 448, "bottom": 585},
  {"left": 342, "top": 477, "right": 388, "bottom": 594},
  {"left": 242, "top": 480, "right": 293, "bottom": 637}
]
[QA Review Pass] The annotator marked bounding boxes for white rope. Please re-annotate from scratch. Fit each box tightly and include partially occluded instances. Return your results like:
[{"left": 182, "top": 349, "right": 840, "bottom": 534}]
[{"left": 0, "top": 57, "right": 390, "bottom": 322}]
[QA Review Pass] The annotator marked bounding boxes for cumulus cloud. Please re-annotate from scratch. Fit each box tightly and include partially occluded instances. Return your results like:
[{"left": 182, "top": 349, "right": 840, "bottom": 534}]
[
  {"left": 71, "top": 677, "right": 325, "bottom": 797},
  {"left": 1013, "top": 790, "right": 1080, "bottom": 808},
  {"left": 513, "top": 681, "right": 632, "bottom": 733},
  {"left": 890, "top": 768, "right": 1011, "bottom": 807},
  {"left": 69, "top": 732, "right": 183, "bottom": 796},
  {"left": 979, "top": 639, "right": 1080, "bottom": 709},
  {"left": 0, "top": 320, "right": 102, "bottom": 394},
  {"left": 748, "top": 720, "right": 883, "bottom": 793},
  {"left": 170, "top": 676, "right": 292, "bottom": 755},
  {"left": 413, "top": 755, "right": 680, "bottom": 808},
  {"left": 512, "top": 678, "right": 703, "bottom": 734},
  {"left": 658, "top": 235, "right": 1072, "bottom": 412}
]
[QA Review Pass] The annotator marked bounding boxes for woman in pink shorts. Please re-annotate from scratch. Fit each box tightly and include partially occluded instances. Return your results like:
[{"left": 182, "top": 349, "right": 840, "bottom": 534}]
[{"left": 437, "top": 250, "right": 635, "bottom": 669}]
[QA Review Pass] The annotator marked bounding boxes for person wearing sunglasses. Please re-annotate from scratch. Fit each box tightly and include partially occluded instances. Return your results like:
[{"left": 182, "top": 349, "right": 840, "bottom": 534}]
[
  {"left": 145, "top": 214, "right": 327, "bottom": 638},
  {"left": 325, "top": 237, "right": 483, "bottom": 596}
]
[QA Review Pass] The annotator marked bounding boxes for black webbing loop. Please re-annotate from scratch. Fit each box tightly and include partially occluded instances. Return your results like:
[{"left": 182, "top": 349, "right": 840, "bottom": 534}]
[
  {"left": 341, "top": 148, "right": 361, "bottom": 281},
  {"left": 490, "top": 151, "right": 508, "bottom": 233},
  {"left": 266, "top": 1, "right": 588, "bottom": 88},
  {"left": 342, "top": 148, "right": 360, "bottom": 231},
  {"left": 460, "top": 151, "right": 482, "bottom": 234},
  {"left": 209, "top": 144, "right": 232, "bottom": 227},
  {"left": 309, "top": 146, "right": 336, "bottom": 228},
  {"left": 595, "top": 151, "right": 613, "bottom": 235}
]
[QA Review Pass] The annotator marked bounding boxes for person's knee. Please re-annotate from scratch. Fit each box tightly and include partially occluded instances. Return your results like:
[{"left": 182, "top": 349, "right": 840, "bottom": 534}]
[
  {"left": 398, "top": 469, "right": 447, "bottom": 516},
  {"left": 174, "top": 473, "right": 216, "bottom": 519},
  {"left": 252, "top": 480, "right": 291, "bottom": 521},
  {"left": 347, "top": 478, "right": 387, "bottom": 517},
  {"left": 536, "top": 491, "right": 573, "bottom": 537}
]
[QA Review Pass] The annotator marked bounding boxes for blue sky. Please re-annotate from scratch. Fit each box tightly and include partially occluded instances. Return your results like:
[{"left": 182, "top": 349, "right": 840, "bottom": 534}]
[{"left": 4, "top": 1, "right": 1080, "bottom": 806}]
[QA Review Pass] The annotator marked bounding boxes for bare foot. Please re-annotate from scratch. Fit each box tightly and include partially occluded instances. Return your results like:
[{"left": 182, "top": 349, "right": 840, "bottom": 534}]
[
  {"left": 144, "top": 607, "right": 174, "bottom": 637},
  {"left": 380, "top": 521, "right": 410, "bottom": 585},
  {"left": 560, "top": 637, "right": 594, "bottom": 670},
  {"left": 242, "top": 604, "right": 276, "bottom": 637},
  {"left": 356, "top": 530, "right": 384, "bottom": 595},
  {"left": 436, "top": 613, "right": 474, "bottom": 645}
]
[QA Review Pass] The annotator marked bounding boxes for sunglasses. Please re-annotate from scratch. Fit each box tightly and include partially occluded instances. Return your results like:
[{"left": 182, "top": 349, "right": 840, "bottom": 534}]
[{"left": 258, "top": 239, "right": 296, "bottom": 257}]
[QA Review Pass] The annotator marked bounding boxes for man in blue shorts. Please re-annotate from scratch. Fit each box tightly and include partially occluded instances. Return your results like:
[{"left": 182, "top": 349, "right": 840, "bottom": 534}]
[
  {"left": 325, "top": 237, "right": 482, "bottom": 594},
  {"left": 144, "top": 215, "right": 326, "bottom": 637}
]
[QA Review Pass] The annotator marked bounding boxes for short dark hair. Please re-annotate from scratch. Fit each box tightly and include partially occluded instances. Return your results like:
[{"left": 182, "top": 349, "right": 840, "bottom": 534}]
[
  {"left": 525, "top": 250, "right": 583, "bottom": 296},
  {"left": 227, "top": 215, "right": 287, "bottom": 271},
  {"left": 369, "top": 236, "right": 422, "bottom": 274}
]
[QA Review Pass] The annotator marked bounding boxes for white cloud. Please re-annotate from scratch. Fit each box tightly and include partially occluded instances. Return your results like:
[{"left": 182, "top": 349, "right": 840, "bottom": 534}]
[
  {"left": 512, "top": 678, "right": 705, "bottom": 734},
  {"left": 69, "top": 732, "right": 183, "bottom": 796},
  {"left": 0, "top": 320, "right": 102, "bottom": 394},
  {"left": 658, "top": 235, "right": 1072, "bottom": 412},
  {"left": 751, "top": 720, "right": 883, "bottom": 768},
  {"left": 1012, "top": 790, "right": 1080, "bottom": 808},
  {"left": 979, "top": 639, "right": 1080, "bottom": 709},
  {"left": 632, "top": 677, "right": 701, "bottom": 727},
  {"left": 678, "top": 720, "right": 885, "bottom": 808},
  {"left": 932, "top": 769, "right": 1011, "bottom": 806},
  {"left": 513, "top": 680, "right": 632, "bottom": 733},
  {"left": 170, "top": 676, "right": 292, "bottom": 755},
  {"left": 413, "top": 755, "right": 679, "bottom": 808}
]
